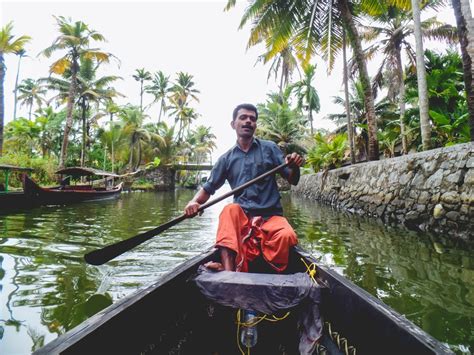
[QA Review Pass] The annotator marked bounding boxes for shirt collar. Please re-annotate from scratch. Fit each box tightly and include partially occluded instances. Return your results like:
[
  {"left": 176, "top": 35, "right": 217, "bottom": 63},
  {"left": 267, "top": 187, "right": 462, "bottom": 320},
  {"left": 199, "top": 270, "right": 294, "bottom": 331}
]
[{"left": 233, "top": 137, "right": 260, "bottom": 152}]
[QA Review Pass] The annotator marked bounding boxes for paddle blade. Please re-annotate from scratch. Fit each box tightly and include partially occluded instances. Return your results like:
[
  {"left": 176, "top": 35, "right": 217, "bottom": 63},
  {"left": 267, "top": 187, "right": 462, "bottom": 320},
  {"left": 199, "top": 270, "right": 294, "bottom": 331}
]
[{"left": 84, "top": 214, "right": 188, "bottom": 265}]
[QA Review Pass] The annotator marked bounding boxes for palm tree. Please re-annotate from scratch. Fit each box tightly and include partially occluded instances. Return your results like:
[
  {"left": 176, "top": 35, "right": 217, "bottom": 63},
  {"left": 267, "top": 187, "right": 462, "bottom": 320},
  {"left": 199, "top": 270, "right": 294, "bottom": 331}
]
[
  {"left": 330, "top": 79, "right": 397, "bottom": 160},
  {"left": 452, "top": 0, "right": 474, "bottom": 141},
  {"left": 17, "top": 78, "right": 47, "bottom": 120},
  {"left": 41, "top": 16, "right": 110, "bottom": 168},
  {"left": 0, "top": 21, "right": 30, "bottom": 155},
  {"left": 118, "top": 105, "right": 151, "bottom": 171},
  {"left": 145, "top": 70, "right": 171, "bottom": 123},
  {"left": 44, "top": 57, "right": 122, "bottom": 166},
  {"left": 150, "top": 121, "right": 177, "bottom": 165},
  {"left": 410, "top": 0, "right": 431, "bottom": 150},
  {"left": 225, "top": 0, "right": 380, "bottom": 160},
  {"left": 361, "top": 7, "right": 457, "bottom": 153},
  {"left": 290, "top": 63, "right": 320, "bottom": 136},
  {"left": 342, "top": 31, "right": 356, "bottom": 163},
  {"left": 169, "top": 72, "right": 200, "bottom": 141},
  {"left": 13, "top": 48, "right": 27, "bottom": 121},
  {"left": 76, "top": 60, "right": 121, "bottom": 166},
  {"left": 257, "top": 90, "right": 307, "bottom": 156},
  {"left": 133, "top": 68, "right": 151, "bottom": 113},
  {"left": 170, "top": 72, "right": 200, "bottom": 104},
  {"left": 257, "top": 44, "right": 300, "bottom": 94},
  {"left": 189, "top": 125, "right": 217, "bottom": 163}
]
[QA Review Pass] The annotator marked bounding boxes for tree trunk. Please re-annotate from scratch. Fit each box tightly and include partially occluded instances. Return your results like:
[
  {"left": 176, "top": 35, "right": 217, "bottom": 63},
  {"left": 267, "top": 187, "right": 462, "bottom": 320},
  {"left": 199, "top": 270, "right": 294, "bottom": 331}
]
[
  {"left": 0, "top": 54, "right": 5, "bottom": 156},
  {"left": 343, "top": 31, "right": 356, "bottom": 164},
  {"left": 411, "top": 0, "right": 431, "bottom": 150},
  {"left": 395, "top": 46, "right": 408, "bottom": 154},
  {"left": 340, "top": 0, "right": 379, "bottom": 160},
  {"left": 13, "top": 53, "right": 23, "bottom": 121},
  {"left": 110, "top": 113, "right": 115, "bottom": 173},
  {"left": 135, "top": 142, "right": 142, "bottom": 171},
  {"left": 158, "top": 99, "right": 163, "bottom": 124},
  {"left": 140, "top": 81, "right": 144, "bottom": 113},
  {"left": 309, "top": 110, "right": 314, "bottom": 136},
  {"left": 452, "top": 0, "right": 474, "bottom": 141},
  {"left": 80, "top": 101, "right": 87, "bottom": 167},
  {"left": 28, "top": 101, "right": 33, "bottom": 121},
  {"left": 128, "top": 135, "right": 135, "bottom": 172},
  {"left": 59, "top": 58, "right": 78, "bottom": 168}
]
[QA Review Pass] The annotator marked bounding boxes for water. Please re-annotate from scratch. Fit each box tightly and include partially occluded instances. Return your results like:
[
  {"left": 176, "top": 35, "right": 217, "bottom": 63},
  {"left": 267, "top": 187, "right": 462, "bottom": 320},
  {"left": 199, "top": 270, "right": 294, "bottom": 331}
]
[{"left": 0, "top": 189, "right": 472, "bottom": 354}]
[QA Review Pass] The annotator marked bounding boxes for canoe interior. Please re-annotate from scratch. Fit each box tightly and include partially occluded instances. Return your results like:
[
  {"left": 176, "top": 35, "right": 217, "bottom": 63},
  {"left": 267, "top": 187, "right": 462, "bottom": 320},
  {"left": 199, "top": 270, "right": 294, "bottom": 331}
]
[{"left": 35, "top": 247, "right": 452, "bottom": 355}]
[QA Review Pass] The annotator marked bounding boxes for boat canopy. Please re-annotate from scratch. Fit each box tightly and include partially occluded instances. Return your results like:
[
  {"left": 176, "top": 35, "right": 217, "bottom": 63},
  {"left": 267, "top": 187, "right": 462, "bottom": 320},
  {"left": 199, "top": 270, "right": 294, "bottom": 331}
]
[
  {"left": 0, "top": 164, "right": 33, "bottom": 172},
  {"left": 55, "top": 167, "right": 119, "bottom": 178}
]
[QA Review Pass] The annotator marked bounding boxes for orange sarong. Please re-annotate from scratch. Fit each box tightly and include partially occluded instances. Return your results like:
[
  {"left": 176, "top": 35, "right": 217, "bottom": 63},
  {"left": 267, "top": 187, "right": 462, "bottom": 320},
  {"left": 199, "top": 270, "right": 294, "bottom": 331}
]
[{"left": 215, "top": 203, "right": 298, "bottom": 272}]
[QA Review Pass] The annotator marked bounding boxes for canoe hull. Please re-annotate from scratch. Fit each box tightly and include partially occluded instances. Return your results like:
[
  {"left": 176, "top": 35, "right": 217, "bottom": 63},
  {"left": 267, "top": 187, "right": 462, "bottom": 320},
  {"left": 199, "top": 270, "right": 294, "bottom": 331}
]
[
  {"left": 0, "top": 191, "right": 36, "bottom": 213},
  {"left": 34, "top": 247, "right": 453, "bottom": 355},
  {"left": 23, "top": 175, "right": 123, "bottom": 206}
]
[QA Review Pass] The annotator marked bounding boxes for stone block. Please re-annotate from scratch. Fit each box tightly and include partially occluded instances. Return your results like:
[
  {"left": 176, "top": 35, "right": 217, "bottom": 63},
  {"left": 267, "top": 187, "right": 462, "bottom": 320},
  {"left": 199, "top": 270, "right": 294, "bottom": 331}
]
[{"left": 441, "top": 191, "right": 460, "bottom": 205}]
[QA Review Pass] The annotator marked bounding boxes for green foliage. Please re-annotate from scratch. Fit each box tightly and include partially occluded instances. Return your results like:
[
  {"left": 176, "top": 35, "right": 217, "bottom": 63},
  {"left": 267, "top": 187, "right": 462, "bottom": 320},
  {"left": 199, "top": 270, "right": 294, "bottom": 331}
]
[
  {"left": 0, "top": 153, "right": 57, "bottom": 186},
  {"left": 146, "top": 157, "right": 161, "bottom": 169},
  {"left": 306, "top": 133, "right": 348, "bottom": 172},
  {"left": 405, "top": 50, "right": 470, "bottom": 148},
  {"left": 257, "top": 91, "right": 307, "bottom": 156}
]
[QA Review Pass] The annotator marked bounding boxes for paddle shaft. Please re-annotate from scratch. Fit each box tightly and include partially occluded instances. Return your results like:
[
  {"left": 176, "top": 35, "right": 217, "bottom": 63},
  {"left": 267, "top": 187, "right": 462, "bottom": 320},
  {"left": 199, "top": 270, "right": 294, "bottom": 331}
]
[{"left": 84, "top": 162, "right": 288, "bottom": 265}]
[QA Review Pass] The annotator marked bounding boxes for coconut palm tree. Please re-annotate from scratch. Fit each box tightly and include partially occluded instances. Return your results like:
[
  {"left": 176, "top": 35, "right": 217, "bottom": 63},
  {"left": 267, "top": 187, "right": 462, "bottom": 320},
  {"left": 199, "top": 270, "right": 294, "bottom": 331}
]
[
  {"left": 169, "top": 72, "right": 200, "bottom": 141},
  {"left": 361, "top": 7, "right": 457, "bottom": 153},
  {"left": 17, "top": 78, "right": 47, "bottom": 120},
  {"left": 0, "top": 21, "right": 30, "bottom": 155},
  {"left": 290, "top": 63, "right": 320, "bottom": 136},
  {"left": 145, "top": 70, "right": 171, "bottom": 123},
  {"left": 189, "top": 125, "right": 217, "bottom": 164},
  {"left": 410, "top": 0, "right": 431, "bottom": 150},
  {"left": 44, "top": 57, "right": 122, "bottom": 166},
  {"left": 133, "top": 68, "right": 151, "bottom": 113},
  {"left": 257, "top": 44, "right": 300, "bottom": 94},
  {"left": 41, "top": 16, "right": 110, "bottom": 168},
  {"left": 150, "top": 121, "right": 177, "bottom": 165},
  {"left": 342, "top": 31, "right": 356, "bottom": 163},
  {"left": 225, "top": 0, "right": 380, "bottom": 160},
  {"left": 257, "top": 90, "right": 307, "bottom": 156},
  {"left": 118, "top": 105, "right": 151, "bottom": 171},
  {"left": 13, "top": 48, "right": 27, "bottom": 121},
  {"left": 452, "top": 0, "right": 474, "bottom": 141}
]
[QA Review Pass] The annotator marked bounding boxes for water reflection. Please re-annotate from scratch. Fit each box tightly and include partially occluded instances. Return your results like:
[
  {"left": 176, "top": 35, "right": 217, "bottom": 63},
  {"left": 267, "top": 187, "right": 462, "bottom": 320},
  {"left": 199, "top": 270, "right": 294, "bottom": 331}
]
[
  {"left": 284, "top": 193, "right": 474, "bottom": 354},
  {"left": 0, "top": 189, "right": 472, "bottom": 354}
]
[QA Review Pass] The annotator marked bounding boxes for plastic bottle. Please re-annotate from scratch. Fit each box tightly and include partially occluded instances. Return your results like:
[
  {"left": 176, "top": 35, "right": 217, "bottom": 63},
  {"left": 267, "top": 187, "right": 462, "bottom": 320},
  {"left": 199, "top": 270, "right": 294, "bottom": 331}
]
[{"left": 240, "top": 309, "right": 258, "bottom": 348}]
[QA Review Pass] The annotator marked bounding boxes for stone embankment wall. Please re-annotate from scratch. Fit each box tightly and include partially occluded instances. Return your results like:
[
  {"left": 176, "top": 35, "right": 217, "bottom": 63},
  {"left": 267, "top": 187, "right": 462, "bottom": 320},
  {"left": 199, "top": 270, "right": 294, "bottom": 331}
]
[
  {"left": 292, "top": 143, "right": 474, "bottom": 241},
  {"left": 140, "top": 167, "right": 175, "bottom": 190}
]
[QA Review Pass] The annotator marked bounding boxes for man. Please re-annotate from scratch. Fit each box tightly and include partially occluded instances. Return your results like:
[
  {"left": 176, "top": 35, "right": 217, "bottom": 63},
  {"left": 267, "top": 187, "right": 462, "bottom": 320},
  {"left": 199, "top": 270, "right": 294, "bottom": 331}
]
[{"left": 184, "top": 103, "right": 303, "bottom": 272}]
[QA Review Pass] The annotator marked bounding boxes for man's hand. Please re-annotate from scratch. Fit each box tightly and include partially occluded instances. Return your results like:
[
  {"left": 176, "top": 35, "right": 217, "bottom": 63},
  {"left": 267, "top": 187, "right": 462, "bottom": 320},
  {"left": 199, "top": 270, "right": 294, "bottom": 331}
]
[
  {"left": 184, "top": 201, "right": 202, "bottom": 217},
  {"left": 285, "top": 152, "right": 304, "bottom": 168}
]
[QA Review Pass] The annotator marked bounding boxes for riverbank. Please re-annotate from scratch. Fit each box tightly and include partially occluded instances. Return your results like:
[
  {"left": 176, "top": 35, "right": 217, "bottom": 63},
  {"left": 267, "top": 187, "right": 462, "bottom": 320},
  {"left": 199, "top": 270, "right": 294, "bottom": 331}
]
[{"left": 292, "top": 142, "right": 474, "bottom": 241}]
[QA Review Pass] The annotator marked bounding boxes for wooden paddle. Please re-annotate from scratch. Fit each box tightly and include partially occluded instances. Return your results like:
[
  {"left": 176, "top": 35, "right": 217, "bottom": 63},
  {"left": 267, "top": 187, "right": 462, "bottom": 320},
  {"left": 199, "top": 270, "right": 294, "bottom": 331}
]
[{"left": 84, "top": 162, "right": 288, "bottom": 265}]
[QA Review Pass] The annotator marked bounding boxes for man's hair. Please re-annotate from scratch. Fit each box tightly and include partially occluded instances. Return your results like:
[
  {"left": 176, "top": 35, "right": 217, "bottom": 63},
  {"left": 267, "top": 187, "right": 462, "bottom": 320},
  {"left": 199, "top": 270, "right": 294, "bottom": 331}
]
[{"left": 232, "top": 103, "right": 258, "bottom": 121}]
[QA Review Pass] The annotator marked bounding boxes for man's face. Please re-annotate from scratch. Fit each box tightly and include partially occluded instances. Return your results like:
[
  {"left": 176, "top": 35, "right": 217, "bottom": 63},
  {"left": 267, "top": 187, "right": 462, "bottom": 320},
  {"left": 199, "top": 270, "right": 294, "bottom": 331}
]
[{"left": 231, "top": 108, "right": 257, "bottom": 139}]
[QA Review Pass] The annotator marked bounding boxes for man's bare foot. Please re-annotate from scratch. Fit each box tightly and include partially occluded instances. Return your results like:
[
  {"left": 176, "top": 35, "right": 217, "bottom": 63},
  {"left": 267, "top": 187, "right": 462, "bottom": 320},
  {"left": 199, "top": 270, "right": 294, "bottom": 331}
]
[{"left": 204, "top": 261, "right": 225, "bottom": 271}]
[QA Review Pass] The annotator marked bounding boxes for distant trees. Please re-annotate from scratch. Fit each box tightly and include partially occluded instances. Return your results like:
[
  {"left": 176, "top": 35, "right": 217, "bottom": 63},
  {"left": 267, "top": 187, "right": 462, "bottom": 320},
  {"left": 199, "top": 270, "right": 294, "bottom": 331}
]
[{"left": 0, "top": 22, "right": 30, "bottom": 155}]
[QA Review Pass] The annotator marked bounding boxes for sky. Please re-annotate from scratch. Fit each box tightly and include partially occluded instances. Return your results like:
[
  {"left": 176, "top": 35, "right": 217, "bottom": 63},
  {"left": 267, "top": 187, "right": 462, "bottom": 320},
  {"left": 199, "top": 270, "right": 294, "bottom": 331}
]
[{"left": 0, "top": 0, "right": 458, "bottom": 160}]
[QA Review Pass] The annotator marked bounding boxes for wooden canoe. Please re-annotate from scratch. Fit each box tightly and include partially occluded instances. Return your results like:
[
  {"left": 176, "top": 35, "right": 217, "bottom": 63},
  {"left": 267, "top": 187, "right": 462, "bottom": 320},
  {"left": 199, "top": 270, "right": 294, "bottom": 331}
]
[
  {"left": 34, "top": 247, "right": 453, "bottom": 355},
  {"left": 23, "top": 174, "right": 123, "bottom": 206},
  {"left": 0, "top": 164, "right": 35, "bottom": 213}
]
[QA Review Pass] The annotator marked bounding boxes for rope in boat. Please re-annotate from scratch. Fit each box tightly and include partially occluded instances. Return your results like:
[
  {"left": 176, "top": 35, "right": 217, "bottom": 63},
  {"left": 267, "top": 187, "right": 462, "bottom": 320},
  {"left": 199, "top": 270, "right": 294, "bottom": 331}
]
[
  {"left": 235, "top": 308, "right": 290, "bottom": 355},
  {"left": 300, "top": 257, "right": 356, "bottom": 355},
  {"left": 324, "top": 321, "right": 357, "bottom": 355}
]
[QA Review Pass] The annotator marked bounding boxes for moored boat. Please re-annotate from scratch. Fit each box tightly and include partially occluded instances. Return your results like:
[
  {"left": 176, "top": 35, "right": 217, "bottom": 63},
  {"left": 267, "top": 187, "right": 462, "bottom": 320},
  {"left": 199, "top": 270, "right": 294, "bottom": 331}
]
[
  {"left": 33, "top": 246, "right": 453, "bottom": 355},
  {"left": 23, "top": 167, "right": 123, "bottom": 206},
  {"left": 0, "top": 164, "right": 34, "bottom": 213}
]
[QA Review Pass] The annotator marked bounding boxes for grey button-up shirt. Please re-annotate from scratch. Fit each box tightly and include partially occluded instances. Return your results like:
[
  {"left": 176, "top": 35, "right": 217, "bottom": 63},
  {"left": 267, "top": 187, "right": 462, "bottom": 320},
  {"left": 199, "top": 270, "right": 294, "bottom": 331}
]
[{"left": 203, "top": 138, "right": 292, "bottom": 217}]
